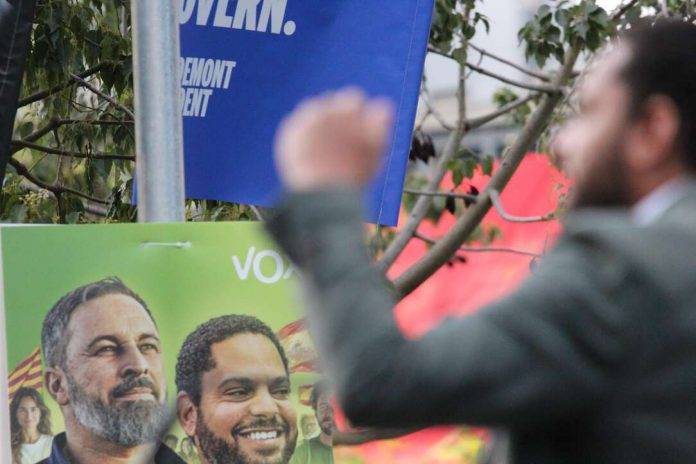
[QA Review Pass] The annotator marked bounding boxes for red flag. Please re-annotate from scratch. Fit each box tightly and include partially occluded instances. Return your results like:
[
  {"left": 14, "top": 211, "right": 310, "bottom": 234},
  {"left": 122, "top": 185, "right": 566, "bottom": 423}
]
[
  {"left": 8, "top": 347, "right": 43, "bottom": 400},
  {"left": 277, "top": 320, "right": 319, "bottom": 373},
  {"left": 297, "top": 384, "right": 314, "bottom": 406}
]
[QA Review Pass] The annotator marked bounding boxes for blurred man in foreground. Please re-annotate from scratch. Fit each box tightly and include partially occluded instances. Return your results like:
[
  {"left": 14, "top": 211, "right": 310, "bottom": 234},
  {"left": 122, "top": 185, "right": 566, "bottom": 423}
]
[
  {"left": 40, "top": 277, "right": 182, "bottom": 463},
  {"left": 175, "top": 315, "right": 298, "bottom": 464},
  {"left": 267, "top": 20, "right": 696, "bottom": 464}
]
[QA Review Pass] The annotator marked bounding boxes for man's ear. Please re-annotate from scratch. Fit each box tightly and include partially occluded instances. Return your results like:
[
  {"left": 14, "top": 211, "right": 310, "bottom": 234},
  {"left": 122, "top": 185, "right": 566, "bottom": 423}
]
[
  {"left": 625, "top": 95, "right": 681, "bottom": 173},
  {"left": 177, "top": 391, "right": 199, "bottom": 437},
  {"left": 44, "top": 367, "right": 70, "bottom": 406}
]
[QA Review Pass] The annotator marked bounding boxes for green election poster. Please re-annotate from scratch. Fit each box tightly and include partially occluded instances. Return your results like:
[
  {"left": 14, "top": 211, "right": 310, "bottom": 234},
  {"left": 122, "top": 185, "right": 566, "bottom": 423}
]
[{"left": 0, "top": 223, "right": 335, "bottom": 464}]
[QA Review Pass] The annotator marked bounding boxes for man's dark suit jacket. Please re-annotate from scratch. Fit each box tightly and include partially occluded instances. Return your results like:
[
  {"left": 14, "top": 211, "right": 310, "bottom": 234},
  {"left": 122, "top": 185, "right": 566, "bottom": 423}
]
[
  {"left": 267, "top": 182, "right": 696, "bottom": 464},
  {"left": 38, "top": 432, "right": 185, "bottom": 464}
]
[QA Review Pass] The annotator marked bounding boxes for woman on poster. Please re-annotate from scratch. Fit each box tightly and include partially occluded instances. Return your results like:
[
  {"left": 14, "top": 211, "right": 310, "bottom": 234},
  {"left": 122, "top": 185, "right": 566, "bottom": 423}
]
[{"left": 10, "top": 387, "right": 53, "bottom": 464}]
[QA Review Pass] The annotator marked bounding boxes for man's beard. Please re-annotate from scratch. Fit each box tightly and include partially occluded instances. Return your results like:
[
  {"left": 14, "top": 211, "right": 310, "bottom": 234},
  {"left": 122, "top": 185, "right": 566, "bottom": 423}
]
[
  {"left": 318, "top": 415, "right": 334, "bottom": 436},
  {"left": 570, "top": 137, "right": 632, "bottom": 210},
  {"left": 196, "top": 414, "right": 297, "bottom": 464},
  {"left": 66, "top": 374, "right": 171, "bottom": 447}
]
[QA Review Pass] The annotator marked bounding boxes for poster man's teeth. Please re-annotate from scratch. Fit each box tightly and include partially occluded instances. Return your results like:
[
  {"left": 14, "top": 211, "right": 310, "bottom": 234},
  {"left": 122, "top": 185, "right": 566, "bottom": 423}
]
[{"left": 247, "top": 431, "right": 279, "bottom": 440}]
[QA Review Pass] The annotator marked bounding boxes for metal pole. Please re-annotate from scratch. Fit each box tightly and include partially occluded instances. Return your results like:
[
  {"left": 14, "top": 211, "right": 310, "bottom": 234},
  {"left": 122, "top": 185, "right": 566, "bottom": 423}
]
[{"left": 131, "top": 0, "right": 185, "bottom": 222}]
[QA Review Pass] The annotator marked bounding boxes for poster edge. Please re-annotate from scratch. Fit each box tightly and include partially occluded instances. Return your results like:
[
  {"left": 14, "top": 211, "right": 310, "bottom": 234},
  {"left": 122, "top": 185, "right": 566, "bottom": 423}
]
[{"left": 0, "top": 228, "right": 10, "bottom": 464}]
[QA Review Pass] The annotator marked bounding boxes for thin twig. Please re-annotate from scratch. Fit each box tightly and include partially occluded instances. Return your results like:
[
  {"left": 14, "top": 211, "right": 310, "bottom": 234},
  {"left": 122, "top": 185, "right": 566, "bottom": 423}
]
[
  {"left": 404, "top": 189, "right": 479, "bottom": 202},
  {"left": 19, "top": 118, "right": 134, "bottom": 147},
  {"left": 11, "top": 140, "right": 135, "bottom": 161},
  {"left": 23, "top": 119, "right": 61, "bottom": 144},
  {"left": 415, "top": 232, "right": 542, "bottom": 258},
  {"left": 465, "top": 61, "right": 562, "bottom": 94},
  {"left": 377, "top": 65, "right": 469, "bottom": 273},
  {"left": 378, "top": 10, "right": 474, "bottom": 273},
  {"left": 71, "top": 74, "right": 135, "bottom": 119},
  {"left": 18, "top": 64, "right": 106, "bottom": 107},
  {"left": 659, "top": 0, "right": 670, "bottom": 17},
  {"left": 489, "top": 190, "right": 556, "bottom": 223},
  {"left": 428, "top": 45, "right": 562, "bottom": 93},
  {"left": 612, "top": 0, "right": 642, "bottom": 20},
  {"left": 422, "top": 91, "right": 455, "bottom": 131},
  {"left": 466, "top": 95, "right": 537, "bottom": 130},
  {"left": 469, "top": 43, "right": 552, "bottom": 82},
  {"left": 8, "top": 158, "right": 110, "bottom": 205},
  {"left": 62, "top": 118, "right": 133, "bottom": 126},
  {"left": 14, "top": 118, "right": 133, "bottom": 155},
  {"left": 404, "top": 189, "right": 556, "bottom": 223},
  {"left": 249, "top": 205, "right": 266, "bottom": 222}
]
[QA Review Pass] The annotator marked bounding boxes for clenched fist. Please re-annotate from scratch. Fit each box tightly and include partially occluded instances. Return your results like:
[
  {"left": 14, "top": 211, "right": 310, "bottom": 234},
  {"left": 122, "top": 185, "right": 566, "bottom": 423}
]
[{"left": 274, "top": 88, "right": 394, "bottom": 191}]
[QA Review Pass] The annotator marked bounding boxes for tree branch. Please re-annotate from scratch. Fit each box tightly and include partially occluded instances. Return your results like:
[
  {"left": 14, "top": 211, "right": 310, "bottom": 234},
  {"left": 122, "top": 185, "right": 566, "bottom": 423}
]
[
  {"left": 71, "top": 74, "right": 135, "bottom": 119},
  {"left": 421, "top": 91, "right": 455, "bottom": 131},
  {"left": 465, "top": 60, "right": 562, "bottom": 94},
  {"left": 23, "top": 119, "right": 62, "bottom": 144},
  {"left": 403, "top": 188, "right": 478, "bottom": 202},
  {"left": 489, "top": 190, "right": 556, "bottom": 223},
  {"left": 421, "top": 94, "right": 537, "bottom": 134},
  {"left": 612, "top": 0, "right": 642, "bottom": 20},
  {"left": 469, "top": 43, "right": 552, "bottom": 82},
  {"left": 11, "top": 140, "right": 135, "bottom": 161},
  {"left": 393, "top": 45, "right": 581, "bottom": 298},
  {"left": 8, "top": 158, "right": 110, "bottom": 205},
  {"left": 659, "top": 0, "right": 670, "bottom": 17},
  {"left": 17, "top": 64, "right": 106, "bottom": 107},
  {"left": 377, "top": 63, "right": 469, "bottom": 274},
  {"left": 466, "top": 94, "right": 537, "bottom": 130},
  {"left": 14, "top": 119, "right": 134, "bottom": 154},
  {"left": 415, "top": 232, "right": 542, "bottom": 258},
  {"left": 378, "top": 8, "right": 478, "bottom": 274},
  {"left": 61, "top": 118, "right": 134, "bottom": 126}
]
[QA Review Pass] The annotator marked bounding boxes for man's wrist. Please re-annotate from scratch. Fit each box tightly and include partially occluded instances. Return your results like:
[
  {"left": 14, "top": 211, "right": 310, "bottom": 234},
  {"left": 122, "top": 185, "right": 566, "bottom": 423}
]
[
  {"left": 266, "top": 188, "right": 364, "bottom": 267},
  {"left": 282, "top": 176, "right": 369, "bottom": 192}
]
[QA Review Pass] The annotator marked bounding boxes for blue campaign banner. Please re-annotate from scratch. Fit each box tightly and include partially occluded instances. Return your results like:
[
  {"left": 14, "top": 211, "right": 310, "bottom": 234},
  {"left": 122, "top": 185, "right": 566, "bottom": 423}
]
[{"left": 179, "top": 0, "right": 434, "bottom": 225}]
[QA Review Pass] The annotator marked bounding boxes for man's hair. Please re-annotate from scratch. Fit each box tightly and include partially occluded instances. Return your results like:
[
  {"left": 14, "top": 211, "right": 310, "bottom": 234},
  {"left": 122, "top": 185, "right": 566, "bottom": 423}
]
[
  {"left": 310, "top": 380, "right": 327, "bottom": 411},
  {"left": 175, "top": 315, "right": 290, "bottom": 405},
  {"left": 41, "top": 277, "right": 155, "bottom": 369},
  {"left": 620, "top": 19, "right": 696, "bottom": 169}
]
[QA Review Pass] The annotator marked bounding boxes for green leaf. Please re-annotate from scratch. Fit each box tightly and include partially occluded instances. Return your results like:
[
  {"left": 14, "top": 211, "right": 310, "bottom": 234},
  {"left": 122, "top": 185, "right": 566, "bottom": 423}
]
[
  {"left": 482, "top": 156, "right": 494, "bottom": 176},
  {"left": 452, "top": 47, "right": 467, "bottom": 64}
]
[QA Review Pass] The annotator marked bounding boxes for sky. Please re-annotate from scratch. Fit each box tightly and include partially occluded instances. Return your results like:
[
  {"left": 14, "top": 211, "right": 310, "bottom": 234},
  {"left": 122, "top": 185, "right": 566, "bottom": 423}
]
[{"left": 597, "top": 0, "right": 624, "bottom": 10}]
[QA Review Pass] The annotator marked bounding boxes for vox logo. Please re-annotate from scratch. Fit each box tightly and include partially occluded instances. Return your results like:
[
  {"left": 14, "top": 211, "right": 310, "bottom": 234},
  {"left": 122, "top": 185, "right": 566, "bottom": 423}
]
[{"left": 231, "top": 247, "right": 294, "bottom": 284}]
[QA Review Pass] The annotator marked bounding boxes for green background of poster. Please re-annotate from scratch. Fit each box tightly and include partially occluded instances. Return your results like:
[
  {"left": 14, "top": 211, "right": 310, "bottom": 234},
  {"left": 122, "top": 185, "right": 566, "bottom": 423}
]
[{"left": 1, "top": 222, "right": 318, "bottom": 447}]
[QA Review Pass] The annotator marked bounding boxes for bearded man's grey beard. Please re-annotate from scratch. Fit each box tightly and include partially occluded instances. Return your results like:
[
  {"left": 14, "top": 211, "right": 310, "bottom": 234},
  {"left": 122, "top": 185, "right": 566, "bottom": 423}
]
[{"left": 66, "top": 374, "right": 172, "bottom": 446}]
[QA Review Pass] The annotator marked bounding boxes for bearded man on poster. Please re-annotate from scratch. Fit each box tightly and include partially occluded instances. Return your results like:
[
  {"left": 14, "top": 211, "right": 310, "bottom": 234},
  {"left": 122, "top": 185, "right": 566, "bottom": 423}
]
[
  {"left": 40, "top": 277, "right": 183, "bottom": 464},
  {"left": 290, "top": 381, "right": 334, "bottom": 464},
  {"left": 176, "top": 315, "right": 298, "bottom": 464}
]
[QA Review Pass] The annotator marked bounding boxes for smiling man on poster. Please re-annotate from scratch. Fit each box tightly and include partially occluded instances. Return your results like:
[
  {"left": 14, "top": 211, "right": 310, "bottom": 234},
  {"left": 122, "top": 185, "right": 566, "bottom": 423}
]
[
  {"left": 176, "top": 315, "right": 298, "bottom": 464},
  {"left": 39, "top": 277, "right": 183, "bottom": 464}
]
